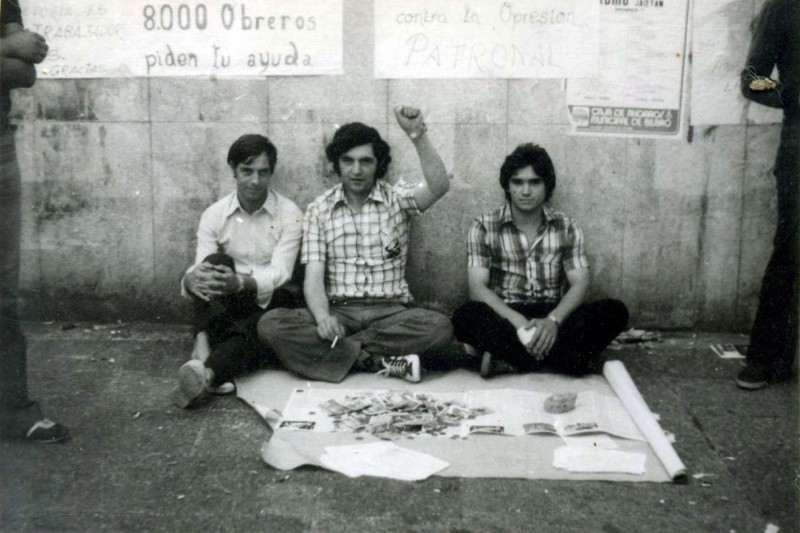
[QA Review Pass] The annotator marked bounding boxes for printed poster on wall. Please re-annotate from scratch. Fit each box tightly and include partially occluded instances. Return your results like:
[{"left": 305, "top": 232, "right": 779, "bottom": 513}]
[
  {"left": 23, "top": 0, "right": 343, "bottom": 77},
  {"left": 374, "top": 0, "right": 600, "bottom": 79},
  {"left": 566, "top": 0, "right": 690, "bottom": 138}
]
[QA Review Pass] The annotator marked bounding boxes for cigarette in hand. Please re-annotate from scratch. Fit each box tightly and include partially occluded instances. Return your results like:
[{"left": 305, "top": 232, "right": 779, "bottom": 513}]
[{"left": 331, "top": 336, "right": 339, "bottom": 349}]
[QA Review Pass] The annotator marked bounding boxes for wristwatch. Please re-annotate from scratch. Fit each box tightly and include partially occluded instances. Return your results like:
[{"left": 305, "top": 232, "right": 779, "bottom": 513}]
[
  {"left": 409, "top": 123, "right": 427, "bottom": 140},
  {"left": 546, "top": 314, "right": 561, "bottom": 326}
]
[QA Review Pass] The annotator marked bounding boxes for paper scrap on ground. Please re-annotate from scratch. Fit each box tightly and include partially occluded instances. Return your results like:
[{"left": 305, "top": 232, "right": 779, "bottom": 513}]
[
  {"left": 261, "top": 434, "right": 321, "bottom": 471},
  {"left": 280, "top": 388, "right": 645, "bottom": 441},
  {"left": 614, "top": 328, "right": 662, "bottom": 344},
  {"left": 710, "top": 343, "right": 747, "bottom": 359},
  {"left": 320, "top": 441, "right": 449, "bottom": 481},
  {"left": 553, "top": 446, "right": 646, "bottom": 475}
]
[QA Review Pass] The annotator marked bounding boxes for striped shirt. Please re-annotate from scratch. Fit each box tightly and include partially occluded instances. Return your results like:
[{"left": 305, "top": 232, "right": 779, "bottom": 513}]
[
  {"left": 467, "top": 204, "right": 589, "bottom": 304},
  {"left": 302, "top": 180, "right": 420, "bottom": 302}
]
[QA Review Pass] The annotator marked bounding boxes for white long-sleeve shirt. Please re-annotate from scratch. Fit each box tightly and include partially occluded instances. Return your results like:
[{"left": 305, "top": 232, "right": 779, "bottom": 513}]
[{"left": 181, "top": 189, "right": 303, "bottom": 308}]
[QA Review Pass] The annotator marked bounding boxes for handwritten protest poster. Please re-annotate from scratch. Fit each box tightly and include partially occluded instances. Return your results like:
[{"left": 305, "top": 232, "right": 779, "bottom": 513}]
[
  {"left": 374, "top": 0, "right": 599, "bottom": 79},
  {"left": 23, "top": 0, "right": 343, "bottom": 77},
  {"left": 566, "top": 0, "right": 689, "bottom": 137}
]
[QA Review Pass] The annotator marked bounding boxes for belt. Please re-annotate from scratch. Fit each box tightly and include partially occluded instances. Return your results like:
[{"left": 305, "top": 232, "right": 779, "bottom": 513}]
[{"left": 330, "top": 298, "right": 405, "bottom": 307}]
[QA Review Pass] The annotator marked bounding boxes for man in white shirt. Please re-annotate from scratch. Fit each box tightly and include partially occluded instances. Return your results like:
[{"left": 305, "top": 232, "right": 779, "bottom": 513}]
[{"left": 172, "top": 134, "right": 303, "bottom": 408}]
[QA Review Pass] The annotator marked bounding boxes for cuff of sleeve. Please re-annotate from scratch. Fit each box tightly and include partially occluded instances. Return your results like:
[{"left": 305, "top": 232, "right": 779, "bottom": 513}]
[
  {"left": 467, "top": 259, "right": 491, "bottom": 269},
  {"left": 253, "top": 275, "right": 275, "bottom": 309},
  {"left": 179, "top": 266, "right": 197, "bottom": 300}
]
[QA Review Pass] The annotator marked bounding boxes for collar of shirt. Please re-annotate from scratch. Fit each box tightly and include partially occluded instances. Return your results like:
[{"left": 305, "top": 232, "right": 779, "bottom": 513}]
[
  {"left": 331, "top": 181, "right": 390, "bottom": 209},
  {"left": 499, "top": 203, "right": 556, "bottom": 228},
  {"left": 223, "top": 188, "right": 278, "bottom": 218}
]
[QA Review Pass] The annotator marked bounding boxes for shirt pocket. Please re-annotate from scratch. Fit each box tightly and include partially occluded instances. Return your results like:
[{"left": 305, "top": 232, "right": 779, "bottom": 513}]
[
  {"left": 532, "top": 249, "right": 563, "bottom": 290},
  {"left": 379, "top": 225, "right": 407, "bottom": 261}
]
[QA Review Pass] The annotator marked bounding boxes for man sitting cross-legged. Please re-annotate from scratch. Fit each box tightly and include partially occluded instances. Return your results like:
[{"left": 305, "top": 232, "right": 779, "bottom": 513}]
[
  {"left": 259, "top": 106, "right": 453, "bottom": 383},
  {"left": 451, "top": 143, "right": 629, "bottom": 378},
  {"left": 172, "top": 134, "right": 303, "bottom": 408}
]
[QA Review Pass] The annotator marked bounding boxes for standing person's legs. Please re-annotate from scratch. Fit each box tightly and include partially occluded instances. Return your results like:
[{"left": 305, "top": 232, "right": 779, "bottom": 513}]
[
  {"left": 743, "top": 239, "right": 799, "bottom": 384},
  {"left": 545, "top": 299, "right": 629, "bottom": 375},
  {"left": 740, "top": 118, "right": 799, "bottom": 388},
  {"left": 0, "top": 133, "right": 20, "bottom": 292},
  {"left": 0, "top": 132, "right": 68, "bottom": 442},
  {"left": 0, "top": 285, "right": 42, "bottom": 437},
  {"left": 0, "top": 132, "right": 27, "bottom": 433}
]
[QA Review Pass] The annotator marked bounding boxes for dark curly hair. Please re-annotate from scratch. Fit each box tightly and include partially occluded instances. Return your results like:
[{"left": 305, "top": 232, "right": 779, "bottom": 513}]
[
  {"left": 325, "top": 123, "right": 392, "bottom": 179},
  {"left": 499, "top": 143, "right": 556, "bottom": 201}
]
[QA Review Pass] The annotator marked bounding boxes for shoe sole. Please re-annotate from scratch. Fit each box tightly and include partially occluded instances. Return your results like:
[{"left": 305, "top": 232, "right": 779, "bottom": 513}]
[
  {"left": 207, "top": 382, "right": 236, "bottom": 395},
  {"left": 29, "top": 432, "right": 71, "bottom": 444},
  {"left": 173, "top": 361, "right": 208, "bottom": 407},
  {"left": 736, "top": 379, "right": 768, "bottom": 390},
  {"left": 480, "top": 352, "right": 492, "bottom": 378}
]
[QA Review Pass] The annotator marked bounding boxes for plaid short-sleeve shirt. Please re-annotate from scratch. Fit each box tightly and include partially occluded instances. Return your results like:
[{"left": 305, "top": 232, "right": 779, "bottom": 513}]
[
  {"left": 302, "top": 180, "right": 420, "bottom": 302},
  {"left": 467, "top": 204, "right": 589, "bottom": 304}
]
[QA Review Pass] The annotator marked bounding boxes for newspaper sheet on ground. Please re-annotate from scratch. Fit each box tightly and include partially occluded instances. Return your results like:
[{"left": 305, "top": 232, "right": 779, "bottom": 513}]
[
  {"left": 237, "top": 368, "right": 675, "bottom": 482},
  {"left": 278, "top": 388, "right": 645, "bottom": 441}
]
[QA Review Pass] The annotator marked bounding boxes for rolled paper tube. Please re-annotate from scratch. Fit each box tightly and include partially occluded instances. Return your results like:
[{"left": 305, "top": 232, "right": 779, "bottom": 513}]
[{"left": 603, "top": 360, "right": 688, "bottom": 483}]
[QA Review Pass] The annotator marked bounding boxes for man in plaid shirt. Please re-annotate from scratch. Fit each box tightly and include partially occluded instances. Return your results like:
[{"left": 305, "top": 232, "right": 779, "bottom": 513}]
[
  {"left": 451, "top": 144, "right": 628, "bottom": 377},
  {"left": 259, "top": 106, "right": 452, "bottom": 383}
]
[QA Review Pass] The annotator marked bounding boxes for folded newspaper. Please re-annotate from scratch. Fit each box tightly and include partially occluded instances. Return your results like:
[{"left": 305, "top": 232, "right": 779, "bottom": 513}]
[{"left": 278, "top": 388, "right": 645, "bottom": 441}]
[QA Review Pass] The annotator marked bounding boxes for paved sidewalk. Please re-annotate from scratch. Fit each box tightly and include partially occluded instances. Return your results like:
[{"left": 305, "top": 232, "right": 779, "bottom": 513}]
[{"left": 1, "top": 323, "right": 797, "bottom": 533}]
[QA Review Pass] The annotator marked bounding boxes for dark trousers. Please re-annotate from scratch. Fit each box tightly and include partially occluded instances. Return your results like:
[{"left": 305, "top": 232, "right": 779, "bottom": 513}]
[
  {"left": 451, "top": 299, "right": 629, "bottom": 376},
  {"left": 192, "top": 253, "right": 297, "bottom": 385},
  {"left": 0, "top": 130, "right": 42, "bottom": 434},
  {"left": 0, "top": 285, "right": 43, "bottom": 435},
  {"left": 747, "top": 115, "right": 799, "bottom": 378}
]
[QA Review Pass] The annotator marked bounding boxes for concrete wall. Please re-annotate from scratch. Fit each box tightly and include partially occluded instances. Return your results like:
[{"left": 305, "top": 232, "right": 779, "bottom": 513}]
[{"left": 9, "top": 0, "right": 779, "bottom": 330}]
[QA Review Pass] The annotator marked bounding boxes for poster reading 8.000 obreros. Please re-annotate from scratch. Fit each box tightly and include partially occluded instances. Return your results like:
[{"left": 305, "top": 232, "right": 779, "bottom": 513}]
[{"left": 23, "top": 0, "right": 343, "bottom": 77}]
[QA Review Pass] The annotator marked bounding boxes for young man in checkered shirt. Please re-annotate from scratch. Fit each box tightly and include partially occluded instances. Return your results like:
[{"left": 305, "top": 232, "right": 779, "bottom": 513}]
[
  {"left": 451, "top": 143, "right": 629, "bottom": 378},
  {"left": 259, "top": 106, "right": 452, "bottom": 383}
]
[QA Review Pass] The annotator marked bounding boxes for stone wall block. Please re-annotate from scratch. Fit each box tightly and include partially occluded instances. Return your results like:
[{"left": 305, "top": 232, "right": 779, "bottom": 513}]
[
  {"left": 388, "top": 80, "right": 507, "bottom": 125},
  {"left": 508, "top": 79, "right": 568, "bottom": 125},
  {"left": 34, "top": 79, "right": 149, "bottom": 122},
  {"left": 149, "top": 78, "right": 268, "bottom": 123}
]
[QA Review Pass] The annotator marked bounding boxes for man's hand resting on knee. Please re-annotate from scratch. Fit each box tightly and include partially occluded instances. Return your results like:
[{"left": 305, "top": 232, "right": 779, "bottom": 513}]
[
  {"left": 517, "top": 317, "right": 558, "bottom": 360},
  {"left": 184, "top": 263, "right": 241, "bottom": 301}
]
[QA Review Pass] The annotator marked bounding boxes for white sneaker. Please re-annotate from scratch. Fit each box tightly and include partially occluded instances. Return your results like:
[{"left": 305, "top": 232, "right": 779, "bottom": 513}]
[{"left": 376, "top": 355, "right": 421, "bottom": 383}]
